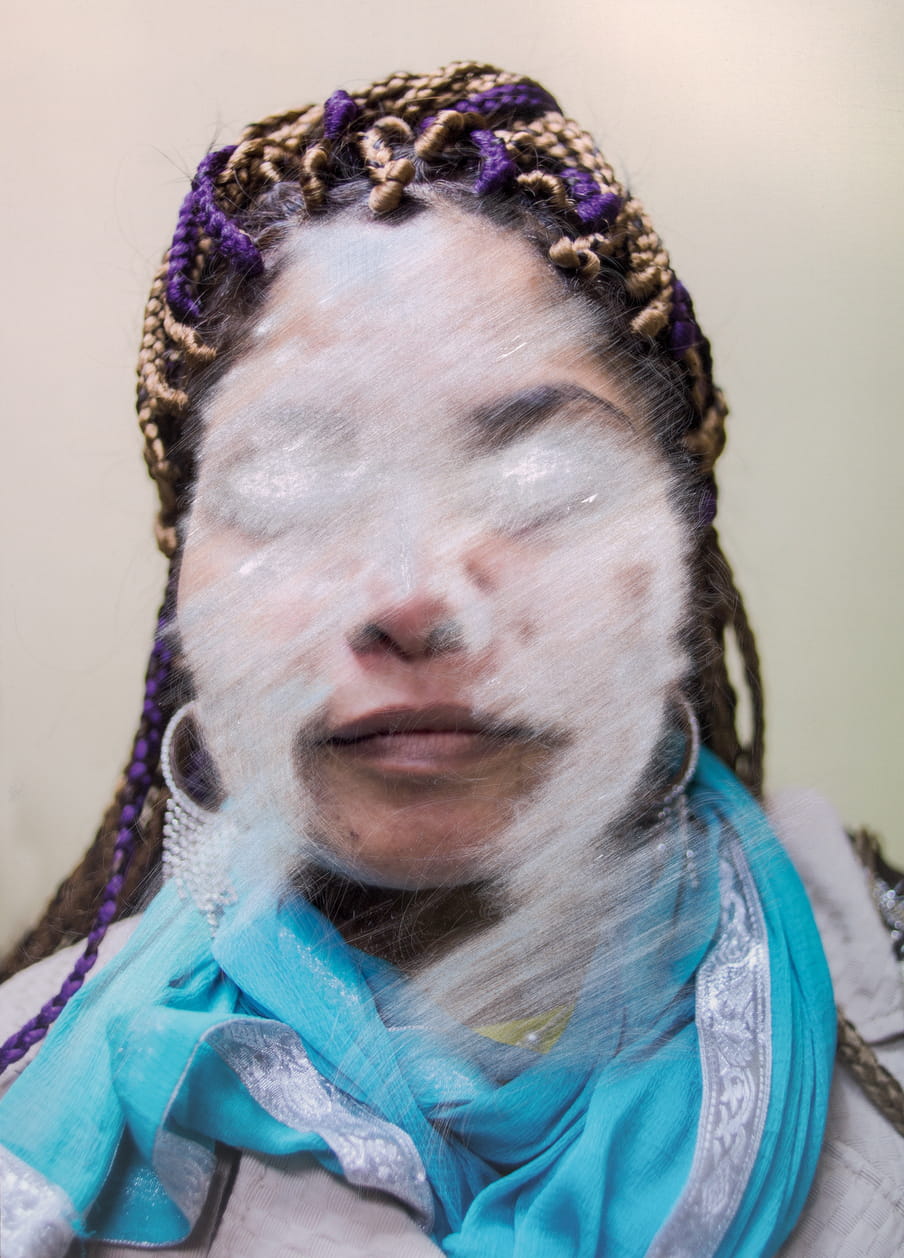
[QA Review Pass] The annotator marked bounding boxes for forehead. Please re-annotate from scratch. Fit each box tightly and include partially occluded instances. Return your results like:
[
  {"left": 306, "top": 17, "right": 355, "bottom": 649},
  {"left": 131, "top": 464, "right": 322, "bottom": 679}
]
[{"left": 199, "top": 206, "right": 620, "bottom": 453}]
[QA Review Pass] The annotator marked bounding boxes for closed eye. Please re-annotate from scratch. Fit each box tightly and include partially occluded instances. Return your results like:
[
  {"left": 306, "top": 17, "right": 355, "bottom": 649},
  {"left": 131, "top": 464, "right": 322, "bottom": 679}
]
[
  {"left": 467, "top": 383, "right": 632, "bottom": 452},
  {"left": 496, "top": 492, "right": 602, "bottom": 539}
]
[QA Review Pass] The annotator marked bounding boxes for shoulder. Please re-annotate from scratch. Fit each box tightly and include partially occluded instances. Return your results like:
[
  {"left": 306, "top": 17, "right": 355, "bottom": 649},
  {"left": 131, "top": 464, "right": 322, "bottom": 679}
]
[
  {"left": 0, "top": 917, "right": 141, "bottom": 1099},
  {"left": 769, "top": 790, "right": 903, "bottom": 1042},
  {"left": 768, "top": 790, "right": 904, "bottom": 1256}
]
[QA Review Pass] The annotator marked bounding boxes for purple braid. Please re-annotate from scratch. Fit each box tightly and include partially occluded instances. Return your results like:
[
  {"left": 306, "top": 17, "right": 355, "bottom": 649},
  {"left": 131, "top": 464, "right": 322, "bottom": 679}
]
[
  {"left": 166, "top": 146, "right": 263, "bottom": 324},
  {"left": 166, "top": 185, "right": 202, "bottom": 322},
  {"left": 0, "top": 597, "right": 175, "bottom": 1074}
]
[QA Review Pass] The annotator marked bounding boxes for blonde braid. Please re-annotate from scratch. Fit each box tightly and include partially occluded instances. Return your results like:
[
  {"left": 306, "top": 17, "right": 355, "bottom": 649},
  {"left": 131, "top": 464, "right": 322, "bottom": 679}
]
[
  {"left": 685, "top": 389, "right": 728, "bottom": 475},
  {"left": 359, "top": 116, "right": 416, "bottom": 213},
  {"left": 515, "top": 169, "right": 570, "bottom": 210},
  {"left": 298, "top": 142, "right": 331, "bottom": 212},
  {"left": 506, "top": 114, "right": 676, "bottom": 331},
  {"left": 546, "top": 234, "right": 602, "bottom": 281},
  {"left": 415, "top": 109, "right": 485, "bottom": 159}
]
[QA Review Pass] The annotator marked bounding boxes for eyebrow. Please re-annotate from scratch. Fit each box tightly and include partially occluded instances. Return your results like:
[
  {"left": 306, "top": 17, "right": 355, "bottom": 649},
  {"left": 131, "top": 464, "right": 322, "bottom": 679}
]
[{"left": 467, "top": 383, "right": 633, "bottom": 450}]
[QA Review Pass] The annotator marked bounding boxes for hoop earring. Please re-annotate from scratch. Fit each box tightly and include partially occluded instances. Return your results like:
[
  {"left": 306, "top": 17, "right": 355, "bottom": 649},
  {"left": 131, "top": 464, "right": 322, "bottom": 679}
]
[
  {"left": 161, "top": 704, "right": 234, "bottom": 927},
  {"left": 649, "top": 694, "right": 701, "bottom": 886},
  {"left": 660, "top": 692, "right": 701, "bottom": 810}
]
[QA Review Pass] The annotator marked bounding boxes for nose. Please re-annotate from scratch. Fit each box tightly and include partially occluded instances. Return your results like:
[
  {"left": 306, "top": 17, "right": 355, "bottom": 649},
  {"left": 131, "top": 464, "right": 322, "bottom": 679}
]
[
  {"left": 349, "top": 594, "right": 468, "bottom": 661},
  {"left": 347, "top": 490, "right": 496, "bottom": 661},
  {"left": 348, "top": 509, "right": 494, "bottom": 660}
]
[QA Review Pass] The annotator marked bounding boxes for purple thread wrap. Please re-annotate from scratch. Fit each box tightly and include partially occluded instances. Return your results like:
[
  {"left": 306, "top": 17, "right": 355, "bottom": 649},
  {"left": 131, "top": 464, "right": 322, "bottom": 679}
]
[
  {"left": 698, "top": 482, "right": 718, "bottom": 527},
  {"left": 323, "top": 89, "right": 360, "bottom": 140},
  {"left": 669, "top": 278, "right": 702, "bottom": 359},
  {"left": 166, "top": 146, "right": 264, "bottom": 324},
  {"left": 0, "top": 600, "right": 175, "bottom": 1074},
  {"left": 561, "top": 168, "right": 622, "bottom": 229},
  {"left": 471, "top": 130, "right": 518, "bottom": 195},
  {"left": 416, "top": 80, "right": 561, "bottom": 196},
  {"left": 456, "top": 81, "right": 560, "bottom": 118},
  {"left": 421, "top": 79, "right": 560, "bottom": 133}
]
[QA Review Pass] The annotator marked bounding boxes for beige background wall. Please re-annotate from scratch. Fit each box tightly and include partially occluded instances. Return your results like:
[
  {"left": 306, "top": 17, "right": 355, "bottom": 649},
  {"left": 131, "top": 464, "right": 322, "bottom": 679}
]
[{"left": 2, "top": 0, "right": 902, "bottom": 952}]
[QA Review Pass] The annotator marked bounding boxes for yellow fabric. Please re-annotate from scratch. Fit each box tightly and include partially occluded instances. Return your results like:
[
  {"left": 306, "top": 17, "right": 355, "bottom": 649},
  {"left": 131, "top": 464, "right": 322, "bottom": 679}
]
[{"left": 475, "top": 1004, "right": 572, "bottom": 1053}]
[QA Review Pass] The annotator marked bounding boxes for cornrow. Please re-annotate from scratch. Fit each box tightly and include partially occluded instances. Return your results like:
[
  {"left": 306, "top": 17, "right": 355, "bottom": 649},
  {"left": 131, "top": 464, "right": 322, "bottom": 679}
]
[{"left": 0, "top": 61, "right": 753, "bottom": 1019}]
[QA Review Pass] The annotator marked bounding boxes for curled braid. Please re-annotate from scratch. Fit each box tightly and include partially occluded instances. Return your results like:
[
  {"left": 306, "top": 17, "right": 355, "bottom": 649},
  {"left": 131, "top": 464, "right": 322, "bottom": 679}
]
[
  {"left": 0, "top": 576, "right": 181, "bottom": 1071},
  {"left": 359, "top": 116, "right": 416, "bottom": 213},
  {"left": 516, "top": 169, "right": 571, "bottom": 211},
  {"left": 624, "top": 201, "right": 673, "bottom": 321},
  {"left": 547, "top": 233, "right": 603, "bottom": 281},
  {"left": 298, "top": 143, "right": 331, "bottom": 212},
  {"left": 9, "top": 61, "right": 765, "bottom": 992},
  {"left": 415, "top": 108, "right": 485, "bottom": 157},
  {"left": 228, "top": 105, "right": 324, "bottom": 182}
]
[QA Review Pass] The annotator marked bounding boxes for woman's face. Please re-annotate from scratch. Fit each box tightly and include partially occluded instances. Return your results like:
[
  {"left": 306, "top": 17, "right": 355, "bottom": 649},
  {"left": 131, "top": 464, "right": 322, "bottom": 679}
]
[{"left": 178, "top": 206, "right": 690, "bottom": 890}]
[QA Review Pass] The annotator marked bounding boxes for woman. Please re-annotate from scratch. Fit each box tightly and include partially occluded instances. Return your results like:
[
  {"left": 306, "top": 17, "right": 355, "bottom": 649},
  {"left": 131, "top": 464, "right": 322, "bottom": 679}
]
[{"left": 0, "top": 62, "right": 901, "bottom": 1257}]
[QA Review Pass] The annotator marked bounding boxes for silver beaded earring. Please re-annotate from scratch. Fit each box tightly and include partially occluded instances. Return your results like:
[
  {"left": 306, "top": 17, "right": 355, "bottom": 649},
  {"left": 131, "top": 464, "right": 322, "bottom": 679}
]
[{"left": 651, "top": 693, "right": 701, "bottom": 886}]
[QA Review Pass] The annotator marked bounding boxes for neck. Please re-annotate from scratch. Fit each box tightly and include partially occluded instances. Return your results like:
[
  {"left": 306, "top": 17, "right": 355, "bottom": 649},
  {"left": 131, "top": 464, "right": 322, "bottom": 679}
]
[{"left": 303, "top": 869, "right": 500, "bottom": 969}]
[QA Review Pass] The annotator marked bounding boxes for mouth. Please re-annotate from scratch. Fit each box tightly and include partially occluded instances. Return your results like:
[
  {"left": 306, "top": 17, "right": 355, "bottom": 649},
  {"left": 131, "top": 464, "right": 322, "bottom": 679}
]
[{"left": 318, "top": 705, "right": 543, "bottom": 776}]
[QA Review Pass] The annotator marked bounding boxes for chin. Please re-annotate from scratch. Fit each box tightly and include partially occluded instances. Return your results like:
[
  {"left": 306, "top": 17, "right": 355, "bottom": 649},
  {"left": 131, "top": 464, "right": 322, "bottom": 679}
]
[{"left": 299, "top": 790, "right": 514, "bottom": 891}]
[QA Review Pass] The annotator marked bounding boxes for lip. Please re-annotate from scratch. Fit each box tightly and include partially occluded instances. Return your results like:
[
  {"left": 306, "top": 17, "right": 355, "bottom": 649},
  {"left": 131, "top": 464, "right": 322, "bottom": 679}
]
[{"left": 320, "top": 705, "right": 535, "bottom": 776}]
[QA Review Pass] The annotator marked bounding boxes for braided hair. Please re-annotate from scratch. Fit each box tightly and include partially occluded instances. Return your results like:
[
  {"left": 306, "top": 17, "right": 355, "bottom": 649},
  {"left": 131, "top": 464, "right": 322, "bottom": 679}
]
[{"left": 0, "top": 61, "right": 763, "bottom": 1060}]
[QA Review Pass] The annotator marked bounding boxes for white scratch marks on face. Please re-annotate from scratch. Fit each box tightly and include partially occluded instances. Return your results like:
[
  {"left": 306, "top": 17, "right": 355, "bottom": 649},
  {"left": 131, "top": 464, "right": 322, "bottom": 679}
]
[
  {"left": 177, "top": 206, "right": 693, "bottom": 1039},
  {"left": 496, "top": 340, "right": 528, "bottom": 360}
]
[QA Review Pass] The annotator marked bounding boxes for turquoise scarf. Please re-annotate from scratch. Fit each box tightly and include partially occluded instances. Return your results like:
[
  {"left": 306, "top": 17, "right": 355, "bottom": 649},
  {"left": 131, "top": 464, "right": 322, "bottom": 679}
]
[{"left": 0, "top": 751, "right": 835, "bottom": 1257}]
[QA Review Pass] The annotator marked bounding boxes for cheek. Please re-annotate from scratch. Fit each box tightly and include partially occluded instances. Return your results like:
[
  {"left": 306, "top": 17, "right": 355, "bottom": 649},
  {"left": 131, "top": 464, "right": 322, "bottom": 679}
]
[
  {"left": 618, "top": 562, "right": 652, "bottom": 602},
  {"left": 177, "top": 525, "right": 350, "bottom": 686},
  {"left": 480, "top": 505, "right": 689, "bottom": 714},
  {"left": 501, "top": 545, "right": 669, "bottom": 647}
]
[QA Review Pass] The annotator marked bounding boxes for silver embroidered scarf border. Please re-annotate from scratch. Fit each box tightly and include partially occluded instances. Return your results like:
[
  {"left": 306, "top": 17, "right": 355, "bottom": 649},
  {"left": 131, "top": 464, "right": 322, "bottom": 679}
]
[
  {"left": 197, "top": 1019, "right": 434, "bottom": 1226},
  {"left": 645, "top": 836, "right": 772, "bottom": 1258},
  {"left": 0, "top": 1146, "right": 76, "bottom": 1258}
]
